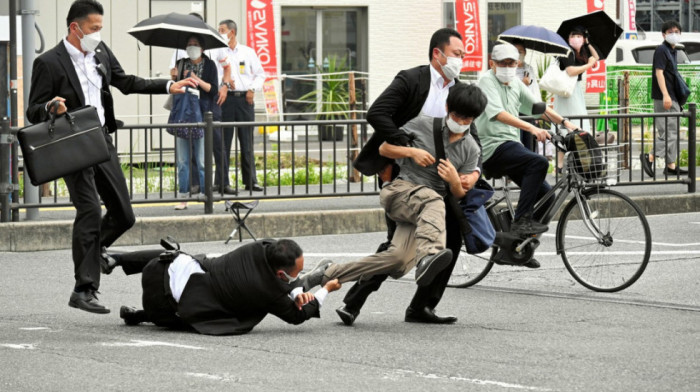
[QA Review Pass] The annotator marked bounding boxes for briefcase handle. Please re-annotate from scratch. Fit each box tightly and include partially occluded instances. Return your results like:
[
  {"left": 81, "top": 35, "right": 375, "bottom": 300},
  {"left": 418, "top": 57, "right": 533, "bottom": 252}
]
[{"left": 47, "top": 100, "right": 77, "bottom": 137}]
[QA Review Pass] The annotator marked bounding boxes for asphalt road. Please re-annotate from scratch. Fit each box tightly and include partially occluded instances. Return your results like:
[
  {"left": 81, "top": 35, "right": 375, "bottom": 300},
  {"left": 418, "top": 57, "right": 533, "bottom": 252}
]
[{"left": 1, "top": 212, "right": 698, "bottom": 391}]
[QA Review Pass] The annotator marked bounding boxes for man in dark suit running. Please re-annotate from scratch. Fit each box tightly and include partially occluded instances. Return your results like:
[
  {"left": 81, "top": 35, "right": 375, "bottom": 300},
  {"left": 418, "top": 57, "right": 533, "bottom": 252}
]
[
  {"left": 26, "top": 0, "right": 196, "bottom": 314},
  {"left": 344, "top": 28, "right": 480, "bottom": 325},
  {"left": 105, "top": 239, "right": 341, "bottom": 335}
]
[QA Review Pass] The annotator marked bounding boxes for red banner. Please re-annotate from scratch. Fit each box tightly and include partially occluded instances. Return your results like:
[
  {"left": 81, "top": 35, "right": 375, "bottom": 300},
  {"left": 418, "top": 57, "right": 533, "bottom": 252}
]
[
  {"left": 586, "top": 0, "right": 606, "bottom": 93},
  {"left": 246, "top": 0, "right": 277, "bottom": 76},
  {"left": 246, "top": 0, "right": 279, "bottom": 115},
  {"left": 627, "top": 0, "right": 637, "bottom": 31},
  {"left": 456, "top": 0, "right": 483, "bottom": 72}
]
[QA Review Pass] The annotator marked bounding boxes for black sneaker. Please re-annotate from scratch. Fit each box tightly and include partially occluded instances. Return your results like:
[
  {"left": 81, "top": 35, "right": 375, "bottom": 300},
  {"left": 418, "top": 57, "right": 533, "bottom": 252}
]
[
  {"left": 640, "top": 153, "right": 655, "bottom": 177},
  {"left": 414, "top": 249, "right": 453, "bottom": 286},
  {"left": 511, "top": 215, "right": 548, "bottom": 236}
]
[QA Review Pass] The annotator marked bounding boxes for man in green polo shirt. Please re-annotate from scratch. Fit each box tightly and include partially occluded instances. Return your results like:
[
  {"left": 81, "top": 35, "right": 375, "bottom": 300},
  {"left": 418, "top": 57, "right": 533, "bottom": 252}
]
[{"left": 475, "top": 43, "right": 578, "bottom": 255}]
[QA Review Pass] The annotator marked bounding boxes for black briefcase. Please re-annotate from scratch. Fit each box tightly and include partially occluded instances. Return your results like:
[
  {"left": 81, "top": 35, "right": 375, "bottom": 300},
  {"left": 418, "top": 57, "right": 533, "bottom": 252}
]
[{"left": 18, "top": 105, "right": 111, "bottom": 186}]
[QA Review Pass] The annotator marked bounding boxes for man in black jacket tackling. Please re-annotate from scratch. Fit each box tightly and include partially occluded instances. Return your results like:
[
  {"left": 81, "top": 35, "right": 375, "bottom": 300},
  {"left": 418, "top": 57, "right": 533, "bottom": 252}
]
[{"left": 106, "top": 239, "right": 341, "bottom": 336}]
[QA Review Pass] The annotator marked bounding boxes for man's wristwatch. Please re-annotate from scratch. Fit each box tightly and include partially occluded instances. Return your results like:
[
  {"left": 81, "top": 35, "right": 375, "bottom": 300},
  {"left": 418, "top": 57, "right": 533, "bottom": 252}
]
[
  {"left": 222, "top": 82, "right": 233, "bottom": 89},
  {"left": 560, "top": 118, "right": 569, "bottom": 126}
]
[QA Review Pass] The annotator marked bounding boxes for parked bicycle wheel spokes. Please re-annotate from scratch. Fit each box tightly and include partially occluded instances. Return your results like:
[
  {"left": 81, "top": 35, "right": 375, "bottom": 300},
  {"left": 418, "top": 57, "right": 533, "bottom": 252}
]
[{"left": 556, "top": 188, "right": 651, "bottom": 292}]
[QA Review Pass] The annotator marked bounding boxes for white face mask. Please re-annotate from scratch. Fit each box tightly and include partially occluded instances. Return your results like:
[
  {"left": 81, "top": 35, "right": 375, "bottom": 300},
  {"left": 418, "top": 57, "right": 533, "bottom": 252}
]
[
  {"left": 438, "top": 50, "right": 462, "bottom": 80},
  {"left": 186, "top": 45, "right": 202, "bottom": 60},
  {"left": 220, "top": 31, "right": 230, "bottom": 44},
  {"left": 77, "top": 25, "right": 101, "bottom": 53},
  {"left": 495, "top": 66, "right": 517, "bottom": 83},
  {"left": 446, "top": 116, "right": 470, "bottom": 134},
  {"left": 665, "top": 32, "right": 681, "bottom": 46},
  {"left": 280, "top": 270, "right": 298, "bottom": 283}
]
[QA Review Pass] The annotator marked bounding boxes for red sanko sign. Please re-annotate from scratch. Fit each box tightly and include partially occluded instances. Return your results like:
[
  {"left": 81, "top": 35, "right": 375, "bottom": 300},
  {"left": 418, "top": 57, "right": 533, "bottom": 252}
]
[
  {"left": 246, "top": 0, "right": 278, "bottom": 77},
  {"left": 456, "top": 0, "right": 483, "bottom": 72},
  {"left": 586, "top": 0, "right": 606, "bottom": 93}
]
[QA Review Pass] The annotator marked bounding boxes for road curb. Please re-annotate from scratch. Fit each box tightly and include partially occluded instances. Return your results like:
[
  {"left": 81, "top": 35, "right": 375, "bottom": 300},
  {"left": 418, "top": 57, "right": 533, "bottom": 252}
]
[{"left": 1, "top": 193, "right": 697, "bottom": 252}]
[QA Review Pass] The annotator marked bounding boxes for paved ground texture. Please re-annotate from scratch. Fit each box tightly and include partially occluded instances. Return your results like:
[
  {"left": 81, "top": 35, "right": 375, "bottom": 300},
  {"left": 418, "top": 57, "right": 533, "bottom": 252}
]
[{"left": 1, "top": 212, "right": 698, "bottom": 391}]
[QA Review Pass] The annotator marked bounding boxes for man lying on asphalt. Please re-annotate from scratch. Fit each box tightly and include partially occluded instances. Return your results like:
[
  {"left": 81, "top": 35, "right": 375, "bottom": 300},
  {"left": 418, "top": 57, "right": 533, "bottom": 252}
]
[{"left": 101, "top": 238, "right": 340, "bottom": 335}]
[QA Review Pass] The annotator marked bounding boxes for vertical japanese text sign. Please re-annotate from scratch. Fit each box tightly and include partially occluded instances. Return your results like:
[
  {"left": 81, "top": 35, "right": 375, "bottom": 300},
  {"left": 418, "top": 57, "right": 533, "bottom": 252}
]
[
  {"left": 247, "top": 0, "right": 280, "bottom": 115},
  {"left": 456, "top": 0, "right": 483, "bottom": 72}
]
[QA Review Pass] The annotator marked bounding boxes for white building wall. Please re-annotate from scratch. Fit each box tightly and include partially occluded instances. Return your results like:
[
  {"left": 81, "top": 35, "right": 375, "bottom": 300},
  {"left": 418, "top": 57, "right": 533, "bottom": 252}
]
[{"left": 28, "top": 0, "right": 619, "bottom": 122}]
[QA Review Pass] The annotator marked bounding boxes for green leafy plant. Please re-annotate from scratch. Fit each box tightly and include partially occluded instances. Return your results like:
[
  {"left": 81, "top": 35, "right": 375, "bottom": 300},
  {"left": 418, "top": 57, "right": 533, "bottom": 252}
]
[
  {"left": 298, "top": 55, "right": 351, "bottom": 121},
  {"left": 536, "top": 55, "right": 553, "bottom": 103}
]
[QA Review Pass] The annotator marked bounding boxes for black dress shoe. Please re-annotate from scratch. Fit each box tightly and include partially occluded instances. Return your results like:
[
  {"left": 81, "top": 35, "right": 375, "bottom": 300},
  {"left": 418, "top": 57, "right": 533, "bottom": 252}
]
[
  {"left": 663, "top": 166, "right": 688, "bottom": 176},
  {"left": 69, "top": 290, "right": 110, "bottom": 314},
  {"left": 245, "top": 184, "right": 264, "bottom": 192},
  {"left": 99, "top": 247, "right": 118, "bottom": 275},
  {"left": 640, "top": 153, "right": 655, "bottom": 177},
  {"left": 223, "top": 186, "right": 238, "bottom": 195},
  {"left": 414, "top": 249, "right": 453, "bottom": 286},
  {"left": 492, "top": 257, "right": 541, "bottom": 269},
  {"left": 120, "top": 305, "right": 148, "bottom": 326},
  {"left": 405, "top": 306, "right": 457, "bottom": 324},
  {"left": 336, "top": 306, "right": 360, "bottom": 326}
]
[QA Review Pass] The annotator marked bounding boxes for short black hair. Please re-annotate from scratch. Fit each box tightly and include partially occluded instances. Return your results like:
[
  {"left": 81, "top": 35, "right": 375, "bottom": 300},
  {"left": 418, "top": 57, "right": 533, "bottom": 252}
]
[
  {"left": 661, "top": 20, "right": 682, "bottom": 34},
  {"left": 219, "top": 19, "right": 238, "bottom": 34},
  {"left": 66, "top": 0, "right": 103, "bottom": 28},
  {"left": 429, "top": 28, "right": 462, "bottom": 61},
  {"left": 266, "top": 239, "right": 303, "bottom": 271},
  {"left": 446, "top": 83, "right": 488, "bottom": 118}
]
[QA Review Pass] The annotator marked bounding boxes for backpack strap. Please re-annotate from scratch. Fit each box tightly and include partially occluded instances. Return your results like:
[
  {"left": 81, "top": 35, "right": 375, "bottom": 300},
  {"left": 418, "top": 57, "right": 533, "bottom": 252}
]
[{"left": 432, "top": 118, "right": 471, "bottom": 235}]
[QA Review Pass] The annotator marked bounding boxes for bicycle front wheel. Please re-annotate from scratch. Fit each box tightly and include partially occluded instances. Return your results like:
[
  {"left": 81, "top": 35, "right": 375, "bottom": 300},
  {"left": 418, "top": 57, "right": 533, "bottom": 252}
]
[
  {"left": 447, "top": 246, "right": 494, "bottom": 288},
  {"left": 556, "top": 188, "right": 651, "bottom": 292}
]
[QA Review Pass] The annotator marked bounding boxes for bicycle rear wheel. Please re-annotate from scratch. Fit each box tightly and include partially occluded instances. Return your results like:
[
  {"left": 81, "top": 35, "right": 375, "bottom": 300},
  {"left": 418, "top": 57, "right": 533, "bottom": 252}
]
[
  {"left": 447, "top": 246, "right": 494, "bottom": 288},
  {"left": 556, "top": 188, "right": 651, "bottom": 292}
]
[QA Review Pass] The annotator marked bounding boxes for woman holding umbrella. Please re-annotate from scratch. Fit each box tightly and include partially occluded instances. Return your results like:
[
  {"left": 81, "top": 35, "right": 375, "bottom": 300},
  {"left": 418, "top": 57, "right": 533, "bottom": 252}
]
[
  {"left": 553, "top": 26, "right": 601, "bottom": 172},
  {"left": 172, "top": 35, "right": 219, "bottom": 210}
]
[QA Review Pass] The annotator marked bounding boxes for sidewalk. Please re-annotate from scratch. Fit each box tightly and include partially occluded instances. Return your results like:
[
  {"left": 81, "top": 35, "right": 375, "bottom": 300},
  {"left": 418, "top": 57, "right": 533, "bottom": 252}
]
[{"left": 0, "top": 175, "right": 697, "bottom": 252}]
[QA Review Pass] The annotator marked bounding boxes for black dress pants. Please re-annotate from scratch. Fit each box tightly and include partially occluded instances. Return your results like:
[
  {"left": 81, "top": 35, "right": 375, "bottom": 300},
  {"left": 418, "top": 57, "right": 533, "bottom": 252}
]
[
  {"left": 216, "top": 94, "right": 257, "bottom": 188},
  {"left": 62, "top": 132, "right": 135, "bottom": 291},
  {"left": 116, "top": 249, "right": 185, "bottom": 328},
  {"left": 343, "top": 200, "right": 463, "bottom": 313}
]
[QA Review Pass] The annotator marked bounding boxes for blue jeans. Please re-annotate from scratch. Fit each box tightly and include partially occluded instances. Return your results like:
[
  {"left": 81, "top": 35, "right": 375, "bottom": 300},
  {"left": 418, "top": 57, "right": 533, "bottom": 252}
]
[
  {"left": 483, "top": 141, "right": 552, "bottom": 220},
  {"left": 176, "top": 136, "right": 204, "bottom": 195}
]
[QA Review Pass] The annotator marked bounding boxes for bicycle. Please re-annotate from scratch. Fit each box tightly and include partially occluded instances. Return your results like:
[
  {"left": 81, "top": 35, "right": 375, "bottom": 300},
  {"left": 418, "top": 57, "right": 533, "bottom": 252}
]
[{"left": 448, "top": 130, "right": 652, "bottom": 292}]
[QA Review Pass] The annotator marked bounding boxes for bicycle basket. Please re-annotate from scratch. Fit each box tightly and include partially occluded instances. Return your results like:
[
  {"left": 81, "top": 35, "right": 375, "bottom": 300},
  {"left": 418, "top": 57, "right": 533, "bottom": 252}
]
[{"left": 565, "top": 144, "right": 622, "bottom": 185}]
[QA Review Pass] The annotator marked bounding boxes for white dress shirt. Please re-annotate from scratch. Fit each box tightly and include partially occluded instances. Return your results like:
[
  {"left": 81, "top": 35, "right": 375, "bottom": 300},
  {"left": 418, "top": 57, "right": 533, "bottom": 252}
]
[
  {"left": 168, "top": 254, "right": 205, "bottom": 303},
  {"left": 223, "top": 43, "right": 266, "bottom": 92},
  {"left": 63, "top": 39, "right": 105, "bottom": 125},
  {"left": 167, "top": 253, "right": 329, "bottom": 307},
  {"left": 420, "top": 64, "right": 456, "bottom": 117}
]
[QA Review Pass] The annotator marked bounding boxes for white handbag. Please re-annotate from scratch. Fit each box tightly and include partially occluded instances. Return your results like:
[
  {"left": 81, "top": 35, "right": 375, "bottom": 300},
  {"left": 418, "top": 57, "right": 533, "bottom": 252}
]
[{"left": 539, "top": 60, "right": 577, "bottom": 98}]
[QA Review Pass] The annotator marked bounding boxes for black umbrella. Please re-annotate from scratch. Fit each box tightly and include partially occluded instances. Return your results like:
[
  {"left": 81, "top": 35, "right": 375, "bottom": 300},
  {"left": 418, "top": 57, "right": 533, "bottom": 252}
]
[
  {"left": 127, "top": 13, "right": 227, "bottom": 50},
  {"left": 557, "top": 10, "right": 623, "bottom": 60}
]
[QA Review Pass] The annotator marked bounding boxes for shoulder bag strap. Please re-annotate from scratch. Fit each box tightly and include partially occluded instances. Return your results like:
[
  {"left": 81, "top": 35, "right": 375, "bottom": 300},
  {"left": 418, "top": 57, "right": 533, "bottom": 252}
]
[{"left": 432, "top": 118, "right": 471, "bottom": 235}]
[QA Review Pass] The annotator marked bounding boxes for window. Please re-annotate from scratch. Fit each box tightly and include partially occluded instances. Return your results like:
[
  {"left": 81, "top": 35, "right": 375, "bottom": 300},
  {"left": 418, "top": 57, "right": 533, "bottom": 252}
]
[
  {"left": 487, "top": 2, "right": 521, "bottom": 54},
  {"left": 280, "top": 7, "right": 367, "bottom": 119}
]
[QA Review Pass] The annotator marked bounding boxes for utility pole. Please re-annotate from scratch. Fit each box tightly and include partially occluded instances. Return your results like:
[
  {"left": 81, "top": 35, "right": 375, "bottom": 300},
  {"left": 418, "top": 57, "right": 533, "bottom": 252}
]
[{"left": 21, "top": 0, "right": 39, "bottom": 219}]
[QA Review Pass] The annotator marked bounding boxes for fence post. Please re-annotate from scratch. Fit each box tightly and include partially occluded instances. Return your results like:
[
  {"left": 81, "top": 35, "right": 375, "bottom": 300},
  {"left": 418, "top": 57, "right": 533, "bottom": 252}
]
[
  {"left": 204, "top": 111, "right": 214, "bottom": 214},
  {"left": 1, "top": 117, "right": 11, "bottom": 222},
  {"left": 688, "top": 103, "right": 696, "bottom": 193}
]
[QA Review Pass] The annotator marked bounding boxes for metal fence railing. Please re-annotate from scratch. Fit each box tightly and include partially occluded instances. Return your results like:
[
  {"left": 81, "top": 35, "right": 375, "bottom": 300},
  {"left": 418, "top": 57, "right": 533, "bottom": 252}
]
[{"left": 1, "top": 105, "right": 696, "bottom": 222}]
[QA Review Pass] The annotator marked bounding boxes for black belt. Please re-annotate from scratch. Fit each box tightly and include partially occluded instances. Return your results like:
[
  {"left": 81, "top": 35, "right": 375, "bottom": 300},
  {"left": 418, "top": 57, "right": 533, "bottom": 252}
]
[{"left": 228, "top": 91, "right": 247, "bottom": 97}]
